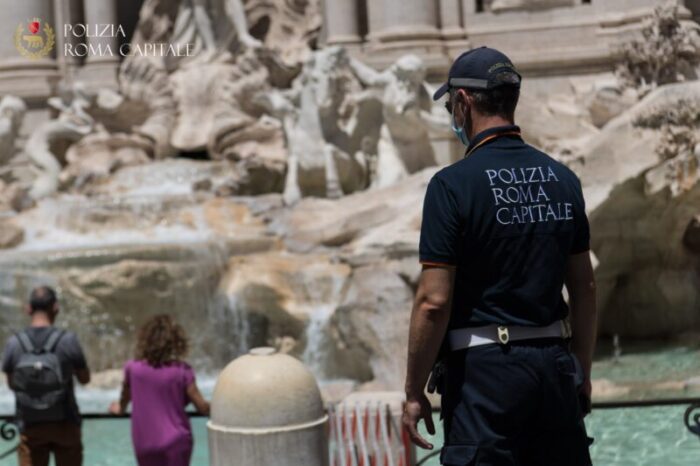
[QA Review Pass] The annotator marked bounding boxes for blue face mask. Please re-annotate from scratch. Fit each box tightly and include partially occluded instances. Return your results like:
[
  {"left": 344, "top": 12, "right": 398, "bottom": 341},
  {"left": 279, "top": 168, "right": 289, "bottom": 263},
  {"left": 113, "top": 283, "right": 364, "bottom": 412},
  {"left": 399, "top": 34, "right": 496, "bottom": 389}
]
[{"left": 451, "top": 105, "right": 470, "bottom": 147}]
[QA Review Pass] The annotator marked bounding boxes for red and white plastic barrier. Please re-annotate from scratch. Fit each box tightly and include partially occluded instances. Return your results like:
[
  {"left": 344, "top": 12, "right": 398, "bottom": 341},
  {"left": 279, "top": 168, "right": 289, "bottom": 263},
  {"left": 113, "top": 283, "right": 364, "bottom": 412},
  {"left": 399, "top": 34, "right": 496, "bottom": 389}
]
[{"left": 328, "top": 400, "right": 414, "bottom": 466}]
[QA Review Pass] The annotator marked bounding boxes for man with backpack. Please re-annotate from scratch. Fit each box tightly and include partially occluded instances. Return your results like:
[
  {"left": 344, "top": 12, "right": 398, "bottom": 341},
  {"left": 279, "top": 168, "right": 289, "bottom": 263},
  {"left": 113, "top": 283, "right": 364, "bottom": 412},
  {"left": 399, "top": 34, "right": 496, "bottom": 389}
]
[{"left": 2, "top": 286, "right": 91, "bottom": 466}]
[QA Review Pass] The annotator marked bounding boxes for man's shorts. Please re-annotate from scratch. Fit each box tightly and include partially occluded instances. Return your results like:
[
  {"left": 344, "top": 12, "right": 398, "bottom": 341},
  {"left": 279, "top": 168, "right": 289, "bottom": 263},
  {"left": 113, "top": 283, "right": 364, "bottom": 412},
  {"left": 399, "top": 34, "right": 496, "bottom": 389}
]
[{"left": 440, "top": 339, "right": 593, "bottom": 466}]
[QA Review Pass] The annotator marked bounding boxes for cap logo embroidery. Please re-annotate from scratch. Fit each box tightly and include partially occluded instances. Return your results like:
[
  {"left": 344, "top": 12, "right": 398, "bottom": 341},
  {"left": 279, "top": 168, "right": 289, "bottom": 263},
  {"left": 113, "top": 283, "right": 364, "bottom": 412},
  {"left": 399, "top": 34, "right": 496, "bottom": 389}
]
[{"left": 488, "top": 62, "right": 515, "bottom": 73}]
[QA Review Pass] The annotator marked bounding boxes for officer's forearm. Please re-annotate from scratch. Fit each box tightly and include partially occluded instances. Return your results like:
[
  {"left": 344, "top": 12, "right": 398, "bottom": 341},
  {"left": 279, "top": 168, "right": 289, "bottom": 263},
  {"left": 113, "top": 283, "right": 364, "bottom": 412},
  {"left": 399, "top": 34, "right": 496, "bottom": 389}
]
[
  {"left": 569, "top": 287, "right": 597, "bottom": 380},
  {"left": 405, "top": 293, "right": 451, "bottom": 398}
]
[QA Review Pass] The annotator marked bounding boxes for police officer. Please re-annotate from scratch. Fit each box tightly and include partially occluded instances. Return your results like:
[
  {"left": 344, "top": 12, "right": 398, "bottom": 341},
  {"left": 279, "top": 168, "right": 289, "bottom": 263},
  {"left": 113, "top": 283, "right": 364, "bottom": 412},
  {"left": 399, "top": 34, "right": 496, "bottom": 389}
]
[{"left": 403, "top": 47, "right": 597, "bottom": 466}]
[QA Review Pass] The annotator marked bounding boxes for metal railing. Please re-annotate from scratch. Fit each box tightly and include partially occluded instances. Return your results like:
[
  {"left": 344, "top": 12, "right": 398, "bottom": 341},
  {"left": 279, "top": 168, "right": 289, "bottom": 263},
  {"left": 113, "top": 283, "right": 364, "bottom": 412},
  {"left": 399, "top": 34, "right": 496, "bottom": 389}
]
[
  {"left": 414, "top": 398, "right": 700, "bottom": 466},
  {"left": 1, "top": 399, "right": 698, "bottom": 464}
]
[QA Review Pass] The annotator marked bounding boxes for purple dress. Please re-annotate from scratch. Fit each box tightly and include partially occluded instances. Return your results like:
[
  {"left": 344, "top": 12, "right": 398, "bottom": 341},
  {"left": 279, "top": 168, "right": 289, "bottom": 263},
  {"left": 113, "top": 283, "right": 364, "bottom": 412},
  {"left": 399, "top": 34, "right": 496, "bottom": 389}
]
[{"left": 125, "top": 360, "right": 195, "bottom": 466}]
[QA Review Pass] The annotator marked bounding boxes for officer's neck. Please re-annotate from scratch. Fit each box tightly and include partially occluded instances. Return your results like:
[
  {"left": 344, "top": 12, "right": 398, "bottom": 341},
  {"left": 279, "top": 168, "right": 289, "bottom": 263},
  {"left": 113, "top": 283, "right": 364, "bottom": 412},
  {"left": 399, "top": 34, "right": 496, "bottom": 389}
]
[{"left": 469, "top": 115, "right": 515, "bottom": 140}]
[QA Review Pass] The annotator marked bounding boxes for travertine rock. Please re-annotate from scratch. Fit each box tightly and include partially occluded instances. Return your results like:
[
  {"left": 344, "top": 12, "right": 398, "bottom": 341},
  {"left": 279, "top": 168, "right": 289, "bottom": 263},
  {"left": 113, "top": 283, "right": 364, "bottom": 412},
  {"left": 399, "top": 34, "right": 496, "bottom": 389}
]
[
  {"left": 62, "top": 132, "right": 151, "bottom": 189},
  {"left": 0, "top": 221, "right": 24, "bottom": 249},
  {"left": 218, "top": 252, "right": 351, "bottom": 348},
  {"left": 328, "top": 265, "right": 413, "bottom": 389},
  {"left": 683, "top": 215, "right": 700, "bottom": 254},
  {"left": 271, "top": 167, "right": 434, "bottom": 258},
  {"left": 586, "top": 85, "right": 639, "bottom": 128},
  {"left": 581, "top": 81, "right": 700, "bottom": 337},
  {"left": 0, "top": 243, "right": 236, "bottom": 371}
]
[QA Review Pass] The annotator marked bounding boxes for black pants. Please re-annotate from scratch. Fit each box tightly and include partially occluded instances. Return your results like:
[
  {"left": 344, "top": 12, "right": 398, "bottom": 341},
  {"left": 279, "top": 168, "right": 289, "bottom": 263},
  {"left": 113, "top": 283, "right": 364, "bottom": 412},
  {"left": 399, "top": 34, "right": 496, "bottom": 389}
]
[{"left": 440, "top": 339, "right": 593, "bottom": 466}]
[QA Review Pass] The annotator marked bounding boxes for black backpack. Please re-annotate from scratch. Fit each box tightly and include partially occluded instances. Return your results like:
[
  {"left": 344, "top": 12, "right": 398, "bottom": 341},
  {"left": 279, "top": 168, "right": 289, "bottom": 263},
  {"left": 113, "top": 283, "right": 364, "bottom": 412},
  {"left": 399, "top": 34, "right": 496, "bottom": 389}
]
[{"left": 11, "top": 329, "right": 68, "bottom": 424}]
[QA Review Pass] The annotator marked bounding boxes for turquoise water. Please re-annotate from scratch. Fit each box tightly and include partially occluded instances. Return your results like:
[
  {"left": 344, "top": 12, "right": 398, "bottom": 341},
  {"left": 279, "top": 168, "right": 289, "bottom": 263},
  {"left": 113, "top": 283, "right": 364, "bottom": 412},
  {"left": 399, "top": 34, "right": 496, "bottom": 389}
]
[
  {"left": 1, "top": 407, "right": 697, "bottom": 465},
  {"left": 415, "top": 407, "right": 700, "bottom": 466}
]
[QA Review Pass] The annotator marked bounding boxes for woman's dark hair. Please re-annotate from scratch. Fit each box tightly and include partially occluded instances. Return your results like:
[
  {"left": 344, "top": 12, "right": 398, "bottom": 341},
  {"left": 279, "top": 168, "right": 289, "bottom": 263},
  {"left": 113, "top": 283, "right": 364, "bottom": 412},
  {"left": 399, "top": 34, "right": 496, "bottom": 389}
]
[{"left": 136, "top": 314, "right": 189, "bottom": 367}]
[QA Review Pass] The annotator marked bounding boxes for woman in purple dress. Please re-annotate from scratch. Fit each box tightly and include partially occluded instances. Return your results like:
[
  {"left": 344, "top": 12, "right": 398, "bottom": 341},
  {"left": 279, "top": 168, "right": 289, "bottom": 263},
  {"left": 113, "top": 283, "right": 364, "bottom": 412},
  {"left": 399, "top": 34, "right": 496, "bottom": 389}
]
[{"left": 109, "top": 315, "right": 210, "bottom": 466}]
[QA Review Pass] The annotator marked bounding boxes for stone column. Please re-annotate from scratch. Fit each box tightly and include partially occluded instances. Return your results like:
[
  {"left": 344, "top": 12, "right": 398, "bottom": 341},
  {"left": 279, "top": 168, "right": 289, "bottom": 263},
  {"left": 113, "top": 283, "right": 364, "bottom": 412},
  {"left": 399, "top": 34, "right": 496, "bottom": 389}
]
[
  {"left": 440, "top": 0, "right": 465, "bottom": 40},
  {"left": 364, "top": 0, "right": 445, "bottom": 77},
  {"left": 323, "top": 0, "right": 362, "bottom": 46},
  {"left": 54, "top": 0, "right": 83, "bottom": 85},
  {"left": 370, "top": 0, "right": 441, "bottom": 43},
  {"left": 0, "top": 0, "right": 60, "bottom": 101},
  {"left": 441, "top": 0, "right": 470, "bottom": 61},
  {"left": 79, "top": 0, "right": 119, "bottom": 89}
]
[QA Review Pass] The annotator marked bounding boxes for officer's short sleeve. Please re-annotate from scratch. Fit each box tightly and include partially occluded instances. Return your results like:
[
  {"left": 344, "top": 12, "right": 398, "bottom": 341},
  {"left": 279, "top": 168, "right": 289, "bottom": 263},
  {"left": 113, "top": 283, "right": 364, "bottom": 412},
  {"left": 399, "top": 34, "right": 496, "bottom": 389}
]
[
  {"left": 570, "top": 177, "right": 590, "bottom": 254},
  {"left": 419, "top": 175, "right": 462, "bottom": 266}
]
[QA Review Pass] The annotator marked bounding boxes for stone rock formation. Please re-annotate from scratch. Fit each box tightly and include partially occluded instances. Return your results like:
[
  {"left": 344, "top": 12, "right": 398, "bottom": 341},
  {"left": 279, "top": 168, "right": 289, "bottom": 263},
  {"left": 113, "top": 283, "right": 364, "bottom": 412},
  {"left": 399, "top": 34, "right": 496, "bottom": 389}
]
[
  {"left": 218, "top": 253, "right": 351, "bottom": 362},
  {"left": 0, "top": 221, "right": 23, "bottom": 250},
  {"left": 328, "top": 265, "right": 413, "bottom": 388},
  {"left": 579, "top": 81, "right": 700, "bottom": 337}
]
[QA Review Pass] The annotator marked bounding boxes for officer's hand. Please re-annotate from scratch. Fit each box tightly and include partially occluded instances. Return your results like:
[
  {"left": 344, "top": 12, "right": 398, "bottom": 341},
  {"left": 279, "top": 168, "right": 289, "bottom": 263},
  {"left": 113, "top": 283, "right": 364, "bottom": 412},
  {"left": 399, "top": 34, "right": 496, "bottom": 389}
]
[
  {"left": 579, "top": 378, "right": 592, "bottom": 416},
  {"left": 403, "top": 393, "right": 435, "bottom": 450}
]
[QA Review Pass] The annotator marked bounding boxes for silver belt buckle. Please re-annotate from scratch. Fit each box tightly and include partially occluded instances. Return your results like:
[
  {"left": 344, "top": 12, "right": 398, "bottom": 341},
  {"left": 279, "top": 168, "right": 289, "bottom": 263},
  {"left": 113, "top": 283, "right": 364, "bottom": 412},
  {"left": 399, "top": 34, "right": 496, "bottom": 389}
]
[{"left": 497, "top": 326, "right": 510, "bottom": 345}]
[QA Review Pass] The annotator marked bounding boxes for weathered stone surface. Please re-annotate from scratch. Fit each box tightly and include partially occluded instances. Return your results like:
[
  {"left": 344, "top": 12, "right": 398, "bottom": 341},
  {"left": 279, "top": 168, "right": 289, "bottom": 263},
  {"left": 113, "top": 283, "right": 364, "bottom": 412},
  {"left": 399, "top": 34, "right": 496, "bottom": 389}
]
[
  {"left": 586, "top": 85, "right": 639, "bottom": 128},
  {"left": 0, "top": 243, "right": 232, "bottom": 371},
  {"left": 271, "top": 167, "right": 434, "bottom": 258},
  {"left": 0, "top": 221, "right": 24, "bottom": 249},
  {"left": 61, "top": 132, "right": 151, "bottom": 189},
  {"left": 218, "top": 252, "right": 352, "bottom": 367},
  {"left": 582, "top": 81, "right": 700, "bottom": 337},
  {"left": 328, "top": 265, "right": 413, "bottom": 389},
  {"left": 683, "top": 215, "right": 700, "bottom": 253}
]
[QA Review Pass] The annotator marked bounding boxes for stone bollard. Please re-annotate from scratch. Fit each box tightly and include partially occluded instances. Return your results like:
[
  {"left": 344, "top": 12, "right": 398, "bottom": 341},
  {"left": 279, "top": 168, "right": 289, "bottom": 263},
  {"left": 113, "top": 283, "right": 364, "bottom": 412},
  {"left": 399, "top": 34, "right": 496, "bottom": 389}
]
[{"left": 208, "top": 347, "right": 329, "bottom": 466}]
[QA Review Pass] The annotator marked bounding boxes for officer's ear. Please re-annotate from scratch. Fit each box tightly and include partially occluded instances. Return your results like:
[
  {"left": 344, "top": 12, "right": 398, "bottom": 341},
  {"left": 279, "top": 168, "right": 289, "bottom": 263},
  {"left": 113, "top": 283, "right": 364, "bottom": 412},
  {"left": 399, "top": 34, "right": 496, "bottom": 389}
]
[{"left": 454, "top": 89, "right": 470, "bottom": 115}]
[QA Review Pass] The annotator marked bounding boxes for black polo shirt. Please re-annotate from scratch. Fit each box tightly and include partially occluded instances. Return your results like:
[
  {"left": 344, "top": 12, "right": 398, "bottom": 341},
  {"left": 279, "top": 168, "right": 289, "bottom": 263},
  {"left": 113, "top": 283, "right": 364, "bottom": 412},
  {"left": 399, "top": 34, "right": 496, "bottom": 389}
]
[{"left": 419, "top": 125, "right": 590, "bottom": 329}]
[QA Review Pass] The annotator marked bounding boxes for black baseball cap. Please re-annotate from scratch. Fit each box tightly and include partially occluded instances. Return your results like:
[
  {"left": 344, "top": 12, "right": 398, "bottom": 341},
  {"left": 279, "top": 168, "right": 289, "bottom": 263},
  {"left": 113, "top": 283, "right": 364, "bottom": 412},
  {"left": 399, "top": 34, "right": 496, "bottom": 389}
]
[{"left": 433, "top": 46, "right": 521, "bottom": 101}]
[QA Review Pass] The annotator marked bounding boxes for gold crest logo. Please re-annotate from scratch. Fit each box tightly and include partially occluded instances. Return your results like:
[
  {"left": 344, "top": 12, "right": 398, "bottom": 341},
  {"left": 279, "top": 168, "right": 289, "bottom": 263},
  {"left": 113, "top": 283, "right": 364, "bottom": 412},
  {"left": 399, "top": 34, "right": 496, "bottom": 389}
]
[{"left": 15, "top": 18, "right": 55, "bottom": 60}]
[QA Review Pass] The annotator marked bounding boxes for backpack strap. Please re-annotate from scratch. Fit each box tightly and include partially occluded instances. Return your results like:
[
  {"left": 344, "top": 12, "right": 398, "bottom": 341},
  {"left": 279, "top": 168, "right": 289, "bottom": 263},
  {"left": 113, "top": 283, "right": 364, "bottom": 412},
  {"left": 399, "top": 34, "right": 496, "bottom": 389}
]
[
  {"left": 15, "top": 331, "right": 35, "bottom": 354},
  {"left": 43, "top": 329, "right": 65, "bottom": 353}
]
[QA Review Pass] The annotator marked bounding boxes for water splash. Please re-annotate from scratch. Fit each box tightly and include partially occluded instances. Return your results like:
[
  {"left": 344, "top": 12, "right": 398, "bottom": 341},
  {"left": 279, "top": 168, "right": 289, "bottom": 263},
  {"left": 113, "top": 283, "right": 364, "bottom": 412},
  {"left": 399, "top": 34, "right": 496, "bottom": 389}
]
[{"left": 302, "top": 304, "right": 335, "bottom": 379}]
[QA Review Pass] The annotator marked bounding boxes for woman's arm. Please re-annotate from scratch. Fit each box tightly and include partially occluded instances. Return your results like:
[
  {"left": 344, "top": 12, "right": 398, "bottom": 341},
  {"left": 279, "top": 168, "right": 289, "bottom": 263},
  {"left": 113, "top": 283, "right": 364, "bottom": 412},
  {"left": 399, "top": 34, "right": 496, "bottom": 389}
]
[
  {"left": 109, "top": 379, "right": 131, "bottom": 415},
  {"left": 186, "top": 381, "right": 210, "bottom": 416}
]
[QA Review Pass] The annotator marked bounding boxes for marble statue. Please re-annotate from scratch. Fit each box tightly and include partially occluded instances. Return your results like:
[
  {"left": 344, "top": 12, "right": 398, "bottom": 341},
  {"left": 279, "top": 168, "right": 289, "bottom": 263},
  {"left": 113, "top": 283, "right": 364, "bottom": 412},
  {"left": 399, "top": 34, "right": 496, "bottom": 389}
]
[
  {"left": 119, "top": 56, "right": 177, "bottom": 159},
  {"left": 258, "top": 47, "right": 371, "bottom": 205},
  {"left": 348, "top": 55, "right": 448, "bottom": 188},
  {"left": 0, "top": 96, "right": 27, "bottom": 166},
  {"left": 170, "top": 0, "right": 261, "bottom": 66},
  {"left": 25, "top": 83, "right": 95, "bottom": 199}
]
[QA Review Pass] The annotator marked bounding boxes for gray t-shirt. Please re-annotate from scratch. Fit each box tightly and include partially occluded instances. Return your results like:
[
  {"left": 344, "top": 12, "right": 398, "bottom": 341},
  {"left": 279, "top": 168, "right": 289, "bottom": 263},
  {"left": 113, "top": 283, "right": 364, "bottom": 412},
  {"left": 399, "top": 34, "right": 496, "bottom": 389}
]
[{"left": 2, "top": 327, "right": 88, "bottom": 427}]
